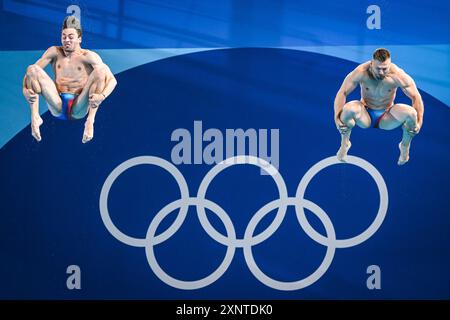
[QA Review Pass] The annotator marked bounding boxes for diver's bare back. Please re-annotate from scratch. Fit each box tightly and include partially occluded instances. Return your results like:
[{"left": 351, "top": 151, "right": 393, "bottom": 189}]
[
  {"left": 51, "top": 46, "right": 94, "bottom": 94},
  {"left": 358, "top": 61, "right": 401, "bottom": 109}
]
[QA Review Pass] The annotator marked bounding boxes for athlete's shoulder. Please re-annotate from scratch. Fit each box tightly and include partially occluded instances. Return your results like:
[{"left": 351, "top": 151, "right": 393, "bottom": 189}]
[
  {"left": 389, "top": 63, "right": 403, "bottom": 74},
  {"left": 349, "top": 61, "right": 369, "bottom": 80},
  {"left": 44, "top": 46, "right": 60, "bottom": 56},
  {"left": 83, "top": 49, "right": 100, "bottom": 58},
  {"left": 355, "top": 61, "right": 370, "bottom": 73},
  {"left": 390, "top": 63, "right": 411, "bottom": 86},
  {"left": 82, "top": 49, "right": 103, "bottom": 64}
]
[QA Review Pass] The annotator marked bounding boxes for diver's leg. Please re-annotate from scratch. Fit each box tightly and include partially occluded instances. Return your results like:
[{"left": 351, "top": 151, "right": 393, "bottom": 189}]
[
  {"left": 70, "top": 67, "right": 107, "bottom": 143},
  {"left": 337, "top": 100, "right": 371, "bottom": 161},
  {"left": 378, "top": 103, "right": 418, "bottom": 165},
  {"left": 23, "top": 64, "right": 62, "bottom": 141}
]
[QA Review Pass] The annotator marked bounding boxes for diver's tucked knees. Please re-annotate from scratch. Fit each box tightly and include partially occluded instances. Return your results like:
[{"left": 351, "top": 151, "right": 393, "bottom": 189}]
[
  {"left": 26, "top": 64, "right": 38, "bottom": 75},
  {"left": 49, "top": 108, "right": 63, "bottom": 118},
  {"left": 70, "top": 108, "right": 88, "bottom": 120},
  {"left": 341, "top": 101, "right": 362, "bottom": 117},
  {"left": 26, "top": 64, "right": 45, "bottom": 77},
  {"left": 391, "top": 104, "right": 417, "bottom": 125},
  {"left": 406, "top": 107, "right": 418, "bottom": 121}
]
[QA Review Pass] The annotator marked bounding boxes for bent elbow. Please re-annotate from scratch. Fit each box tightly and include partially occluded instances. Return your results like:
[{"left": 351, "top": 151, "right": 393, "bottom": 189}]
[{"left": 412, "top": 93, "right": 422, "bottom": 104}]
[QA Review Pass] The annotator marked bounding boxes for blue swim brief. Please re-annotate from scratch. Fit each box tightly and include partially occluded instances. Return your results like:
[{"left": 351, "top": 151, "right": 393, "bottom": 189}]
[
  {"left": 56, "top": 92, "right": 78, "bottom": 120},
  {"left": 366, "top": 106, "right": 387, "bottom": 128}
]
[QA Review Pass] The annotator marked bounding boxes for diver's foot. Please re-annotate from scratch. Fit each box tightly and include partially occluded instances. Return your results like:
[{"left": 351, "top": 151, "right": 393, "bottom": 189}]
[
  {"left": 31, "top": 115, "right": 43, "bottom": 142},
  {"left": 337, "top": 141, "right": 351, "bottom": 162},
  {"left": 397, "top": 142, "right": 410, "bottom": 165},
  {"left": 82, "top": 120, "right": 94, "bottom": 144}
]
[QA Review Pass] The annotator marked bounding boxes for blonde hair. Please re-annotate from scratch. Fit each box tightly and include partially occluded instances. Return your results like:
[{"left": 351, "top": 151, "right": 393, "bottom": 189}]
[{"left": 62, "top": 16, "right": 82, "bottom": 37}]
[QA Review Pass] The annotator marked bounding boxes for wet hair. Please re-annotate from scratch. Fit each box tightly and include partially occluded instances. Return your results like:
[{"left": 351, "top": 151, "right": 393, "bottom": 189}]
[
  {"left": 62, "top": 16, "right": 82, "bottom": 38},
  {"left": 372, "top": 48, "right": 391, "bottom": 62}
]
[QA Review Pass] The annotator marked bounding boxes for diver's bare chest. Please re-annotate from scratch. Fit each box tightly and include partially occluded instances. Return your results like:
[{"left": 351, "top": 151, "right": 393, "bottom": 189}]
[
  {"left": 55, "top": 56, "right": 89, "bottom": 77},
  {"left": 361, "top": 78, "right": 396, "bottom": 98}
]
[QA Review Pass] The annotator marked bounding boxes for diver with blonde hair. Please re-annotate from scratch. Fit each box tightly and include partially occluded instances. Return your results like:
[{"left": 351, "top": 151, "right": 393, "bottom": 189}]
[{"left": 23, "top": 16, "right": 117, "bottom": 143}]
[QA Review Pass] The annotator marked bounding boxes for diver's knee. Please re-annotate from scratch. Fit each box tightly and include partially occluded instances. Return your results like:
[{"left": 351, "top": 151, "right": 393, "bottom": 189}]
[
  {"left": 49, "top": 108, "right": 62, "bottom": 118},
  {"left": 26, "top": 65, "right": 36, "bottom": 75},
  {"left": 407, "top": 108, "right": 418, "bottom": 121},
  {"left": 26, "top": 64, "right": 43, "bottom": 77},
  {"left": 402, "top": 108, "right": 418, "bottom": 127},
  {"left": 70, "top": 109, "right": 87, "bottom": 120},
  {"left": 342, "top": 101, "right": 361, "bottom": 118},
  {"left": 71, "top": 114, "right": 83, "bottom": 120}
]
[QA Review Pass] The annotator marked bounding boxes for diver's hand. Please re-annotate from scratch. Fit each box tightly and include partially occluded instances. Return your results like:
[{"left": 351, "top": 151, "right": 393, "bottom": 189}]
[
  {"left": 415, "top": 118, "right": 423, "bottom": 134},
  {"left": 403, "top": 117, "right": 422, "bottom": 136},
  {"left": 89, "top": 93, "right": 105, "bottom": 108},
  {"left": 335, "top": 116, "right": 349, "bottom": 134},
  {"left": 408, "top": 123, "right": 421, "bottom": 136},
  {"left": 24, "top": 88, "right": 38, "bottom": 104}
]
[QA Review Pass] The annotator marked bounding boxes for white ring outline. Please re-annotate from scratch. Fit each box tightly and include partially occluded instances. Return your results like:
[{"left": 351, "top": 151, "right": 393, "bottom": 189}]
[
  {"left": 99, "top": 155, "right": 388, "bottom": 290},
  {"left": 99, "top": 156, "right": 190, "bottom": 247},
  {"left": 244, "top": 198, "right": 336, "bottom": 291},
  {"left": 295, "top": 156, "right": 388, "bottom": 248},
  {"left": 197, "top": 155, "right": 288, "bottom": 247},
  {"left": 145, "top": 197, "right": 236, "bottom": 290}
]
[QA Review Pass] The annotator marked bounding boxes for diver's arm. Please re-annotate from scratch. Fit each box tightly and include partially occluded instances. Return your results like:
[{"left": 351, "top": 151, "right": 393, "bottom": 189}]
[{"left": 334, "top": 67, "right": 362, "bottom": 127}]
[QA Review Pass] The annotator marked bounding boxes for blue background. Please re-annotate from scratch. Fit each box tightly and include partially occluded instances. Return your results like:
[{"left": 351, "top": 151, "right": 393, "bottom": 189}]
[{"left": 0, "top": 0, "right": 449, "bottom": 299}]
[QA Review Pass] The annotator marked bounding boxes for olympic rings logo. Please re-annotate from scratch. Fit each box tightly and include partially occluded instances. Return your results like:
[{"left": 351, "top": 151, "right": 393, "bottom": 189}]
[{"left": 99, "top": 155, "right": 388, "bottom": 291}]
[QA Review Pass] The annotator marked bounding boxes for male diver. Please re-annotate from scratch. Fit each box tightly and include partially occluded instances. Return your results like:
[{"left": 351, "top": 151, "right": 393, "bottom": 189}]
[
  {"left": 334, "top": 48, "right": 424, "bottom": 165},
  {"left": 22, "top": 16, "right": 117, "bottom": 143}
]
